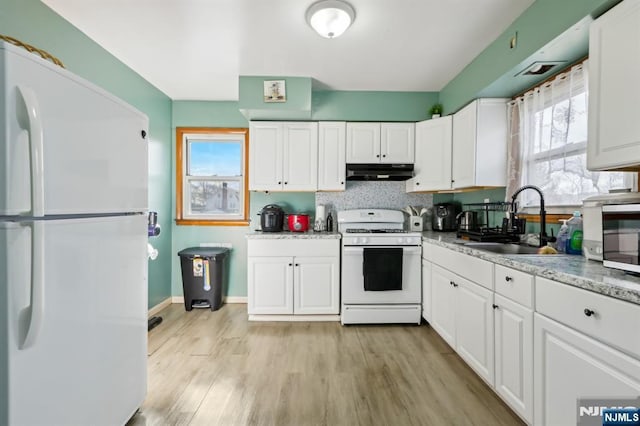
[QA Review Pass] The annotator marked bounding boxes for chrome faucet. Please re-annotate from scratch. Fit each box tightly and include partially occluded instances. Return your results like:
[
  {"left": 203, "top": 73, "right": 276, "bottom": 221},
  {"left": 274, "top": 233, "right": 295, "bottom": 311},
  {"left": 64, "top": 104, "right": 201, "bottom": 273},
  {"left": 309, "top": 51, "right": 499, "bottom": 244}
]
[{"left": 510, "top": 185, "right": 553, "bottom": 248}]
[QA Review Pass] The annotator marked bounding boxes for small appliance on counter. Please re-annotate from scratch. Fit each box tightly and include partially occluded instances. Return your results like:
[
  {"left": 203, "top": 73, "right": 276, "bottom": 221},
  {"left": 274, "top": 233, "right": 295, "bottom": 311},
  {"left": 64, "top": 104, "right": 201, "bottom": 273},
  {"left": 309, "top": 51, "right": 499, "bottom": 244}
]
[
  {"left": 582, "top": 192, "right": 640, "bottom": 261},
  {"left": 288, "top": 213, "right": 310, "bottom": 232},
  {"left": 432, "top": 202, "right": 460, "bottom": 231},
  {"left": 259, "top": 204, "right": 284, "bottom": 232},
  {"left": 148, "top": 211, "right": 161, "bottom": 237},
  {"left": 456, "top": 210, "right": 479, "bottom": 232},
  {"left": 602, "top": 203, "right": 640, "bottom": 273}
]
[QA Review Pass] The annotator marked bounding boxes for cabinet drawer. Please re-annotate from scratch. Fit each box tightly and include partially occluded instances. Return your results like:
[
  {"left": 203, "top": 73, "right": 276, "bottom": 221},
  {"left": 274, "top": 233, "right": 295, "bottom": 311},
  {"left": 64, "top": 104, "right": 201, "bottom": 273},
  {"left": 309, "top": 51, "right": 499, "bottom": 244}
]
[
  {"left": 536, "top": 277, "right": 640, "bottom": 358},
  {"left": 430, "top": 243, "right": 493, "bottom": 290},
  {"left": 495, "top": 265, "right": 533, "bottom": 308},
  {"left": 248, "top": 239, "right": 339, "bottom": 257}
]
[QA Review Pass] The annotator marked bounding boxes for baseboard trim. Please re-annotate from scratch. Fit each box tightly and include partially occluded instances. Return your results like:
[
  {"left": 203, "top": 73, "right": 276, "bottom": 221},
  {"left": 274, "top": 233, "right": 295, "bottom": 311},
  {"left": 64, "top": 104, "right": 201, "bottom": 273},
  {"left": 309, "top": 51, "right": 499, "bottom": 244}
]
[
  {"left": 148, "top": 297, "right": 172, "bottom": 317},
  {"left": 171, "top": 296, "right": 247, "bottom": 304},
  {"left": 249, "top": 314, "right": 341, "bottom": 322}
]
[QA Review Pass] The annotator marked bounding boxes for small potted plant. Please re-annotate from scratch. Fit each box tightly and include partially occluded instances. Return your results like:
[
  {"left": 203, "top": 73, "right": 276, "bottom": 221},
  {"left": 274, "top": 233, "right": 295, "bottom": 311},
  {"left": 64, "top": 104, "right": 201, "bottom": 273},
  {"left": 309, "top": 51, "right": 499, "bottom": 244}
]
[{"left": 429, "top": 103, "right": 443, "bottom": 118}]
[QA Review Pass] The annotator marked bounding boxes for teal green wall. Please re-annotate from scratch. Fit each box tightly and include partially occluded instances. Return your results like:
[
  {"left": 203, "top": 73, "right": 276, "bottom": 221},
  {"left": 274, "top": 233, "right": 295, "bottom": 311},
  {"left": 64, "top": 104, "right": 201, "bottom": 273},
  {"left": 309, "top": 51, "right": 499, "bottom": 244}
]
[
  {"left": 1, "top": 0, "right": 173, "bottom": 309},
  {"left": 239, "top": 76, "right": 312, "bottom": 120},
  {"left": 312, "top": 91, "right": 438, "bottom": 122},
  {"left": 439, "top": 0, "right": 620, "bottom": 114}
]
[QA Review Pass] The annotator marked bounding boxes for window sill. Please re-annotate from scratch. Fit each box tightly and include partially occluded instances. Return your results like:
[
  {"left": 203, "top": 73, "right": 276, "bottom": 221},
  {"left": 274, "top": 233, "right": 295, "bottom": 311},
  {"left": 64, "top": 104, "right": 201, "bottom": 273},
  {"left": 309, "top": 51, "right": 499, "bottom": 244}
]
[
  {"left": 176, "top": 219, "right": 250, "bottom": 227},
  {"left": 517, "top": 213, "right": 574, "bottom": 224}
]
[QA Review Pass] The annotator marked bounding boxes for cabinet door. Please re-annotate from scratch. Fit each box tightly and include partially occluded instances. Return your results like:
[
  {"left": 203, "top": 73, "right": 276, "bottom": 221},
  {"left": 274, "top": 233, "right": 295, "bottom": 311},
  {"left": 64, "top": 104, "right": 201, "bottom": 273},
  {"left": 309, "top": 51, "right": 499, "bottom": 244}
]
[
  {"left": 422, "top": 260, "right": 432, "bottom": 321},
  {"left": 534, "top": 313, "right": 640, "bottom": 426},
  {"left": 494, "top": 295, "right": 533, "bottom": 424},
  {"left": 407, "top": 117, "right": 452, "bottom": 192},
  {"left": 249, "top": 122, "right": 283, "bottom": 191},
  {"left": 283, "top": 122, "right": 318, "bottom": 191},
  {"left": 381, "top": 123, "right": 414, "bottom": 163},
  {"left": 430, "top": 264, "right": 456, "bottom": 347},
  {"left": 247, "top": 256, "right": 293, "bottom": 314},
  {"left": 318, "top": 122, "right": 346, "bottom": 191},
  {"left": 346, "top": 123, "right": 380, "bottom": 163},
  {"left": 455, "top": 274, "right": 495, "bottom": 386},
  {"left": 451, "top": 101, "right": 477, "bottom": 189},
  {"left": 294, "top": 256, "right": 340, "bottom": 315},
  {"left": 588, "top": 0, "right": 640, "bottom": 170}
]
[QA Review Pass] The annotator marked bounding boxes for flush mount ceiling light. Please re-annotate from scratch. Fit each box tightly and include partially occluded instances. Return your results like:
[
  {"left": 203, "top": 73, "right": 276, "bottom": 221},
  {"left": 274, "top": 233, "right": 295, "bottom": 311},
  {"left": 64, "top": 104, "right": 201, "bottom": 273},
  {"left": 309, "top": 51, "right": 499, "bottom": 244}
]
[
  {"left": 516, "top": 61, "right": 566, "bottom": 76},
  {"left": 306, "top": 0, "right": 356, "bottom": 39}
]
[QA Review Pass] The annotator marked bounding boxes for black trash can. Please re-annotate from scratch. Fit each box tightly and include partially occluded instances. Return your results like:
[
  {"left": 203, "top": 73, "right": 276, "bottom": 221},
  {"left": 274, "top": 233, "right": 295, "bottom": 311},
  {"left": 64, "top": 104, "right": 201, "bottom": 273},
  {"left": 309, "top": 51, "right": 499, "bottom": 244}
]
[{"left": 178, "top": 247, "right": 230, "bottom": 311}]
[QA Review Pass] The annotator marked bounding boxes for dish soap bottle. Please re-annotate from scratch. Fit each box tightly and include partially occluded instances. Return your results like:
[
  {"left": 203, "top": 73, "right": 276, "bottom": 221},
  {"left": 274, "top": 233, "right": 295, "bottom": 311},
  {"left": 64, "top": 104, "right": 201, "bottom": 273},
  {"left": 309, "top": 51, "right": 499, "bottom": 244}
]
[
  {"left": 566, "top": 211, "right": 583, "bottom": 255},
  {"left": 556, "top": 219, "right": 569, "bottom": 254},
  {"left": 326, "top": 212, "right": 334, "bottom": 233}
]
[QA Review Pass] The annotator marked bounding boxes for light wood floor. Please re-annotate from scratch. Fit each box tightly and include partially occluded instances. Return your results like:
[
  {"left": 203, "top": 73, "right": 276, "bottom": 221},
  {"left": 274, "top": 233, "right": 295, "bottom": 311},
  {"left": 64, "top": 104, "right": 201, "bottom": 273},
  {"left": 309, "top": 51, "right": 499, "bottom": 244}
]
[{"left": 128, "top": 304, "right": 523, "bottom": 426}]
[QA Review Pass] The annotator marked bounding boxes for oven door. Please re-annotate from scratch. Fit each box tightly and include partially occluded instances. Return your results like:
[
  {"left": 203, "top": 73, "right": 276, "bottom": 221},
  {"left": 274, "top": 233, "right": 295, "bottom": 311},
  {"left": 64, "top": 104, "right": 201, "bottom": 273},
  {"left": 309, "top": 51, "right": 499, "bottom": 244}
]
[{"left": 341, "top": 245, "right": 421, "bottom": 304}]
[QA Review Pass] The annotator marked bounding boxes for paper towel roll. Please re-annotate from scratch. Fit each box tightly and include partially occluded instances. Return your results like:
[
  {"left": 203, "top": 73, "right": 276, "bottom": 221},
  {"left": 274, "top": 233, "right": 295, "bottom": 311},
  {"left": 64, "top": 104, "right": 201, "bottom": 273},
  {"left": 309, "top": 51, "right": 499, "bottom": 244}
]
[{"left": 316, "top": 204, "right": 326, "bottom": 221}]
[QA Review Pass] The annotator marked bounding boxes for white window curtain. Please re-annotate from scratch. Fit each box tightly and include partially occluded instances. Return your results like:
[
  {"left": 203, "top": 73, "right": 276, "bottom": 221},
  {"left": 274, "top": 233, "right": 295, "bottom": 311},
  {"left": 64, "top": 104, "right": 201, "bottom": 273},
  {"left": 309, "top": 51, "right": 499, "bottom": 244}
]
[{"left": 506, "top": 61, "right": 636, "bottom": 209}]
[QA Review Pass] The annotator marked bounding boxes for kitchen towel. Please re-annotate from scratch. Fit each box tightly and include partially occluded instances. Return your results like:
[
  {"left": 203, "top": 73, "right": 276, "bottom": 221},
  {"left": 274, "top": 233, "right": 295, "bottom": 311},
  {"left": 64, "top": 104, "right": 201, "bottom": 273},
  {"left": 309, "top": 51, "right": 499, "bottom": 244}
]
[{"left": 362, "top": 248, "right": 403, "bottom": 291}]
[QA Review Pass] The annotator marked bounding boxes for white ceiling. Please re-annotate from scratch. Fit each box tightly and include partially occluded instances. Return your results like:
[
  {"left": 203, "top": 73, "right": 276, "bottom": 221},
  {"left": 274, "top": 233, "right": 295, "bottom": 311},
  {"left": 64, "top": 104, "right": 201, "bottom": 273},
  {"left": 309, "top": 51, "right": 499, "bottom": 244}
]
[{"left": 42, "top": 0, "right": 535, "bottom": 101}]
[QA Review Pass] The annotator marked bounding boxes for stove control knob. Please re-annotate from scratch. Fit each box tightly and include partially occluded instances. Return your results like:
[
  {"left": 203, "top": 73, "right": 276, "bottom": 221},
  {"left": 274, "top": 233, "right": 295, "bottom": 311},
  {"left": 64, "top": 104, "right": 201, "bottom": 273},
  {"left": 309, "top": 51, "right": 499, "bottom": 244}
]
[{"left": 398, "top": 237, "right": 405, "bottom": 244}]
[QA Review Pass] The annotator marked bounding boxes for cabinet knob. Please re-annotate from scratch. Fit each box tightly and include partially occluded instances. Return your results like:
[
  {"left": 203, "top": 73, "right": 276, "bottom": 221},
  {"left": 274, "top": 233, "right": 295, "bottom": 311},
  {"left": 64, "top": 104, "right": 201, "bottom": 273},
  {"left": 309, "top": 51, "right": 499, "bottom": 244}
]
[
  {"left": 284, "top": 182, "right": 288, "bottom": 185},
  {"left": 452, "top": 282, "right": 458, "bottom": 288},
  {"left": 416, "top": 182, "right": 420, "bottom": 186},
  {"left": 278, "top": 181, "right": 282, "bottom": 185},
  {"left": 382, "top": 154, "right": 386, "bottom": 158},
  {"left": 376, "top": 154, "right": 380, "bottom": 158},
  {"left": 492, "top": 304, "right": 499, "bottom": 310},
  {"left": 584, "top": 308, "right": 595, "bottom": 317},
  {"left": 295, "top": 263, "right": 299, "bottom": 266},
  {"left": 288, "top": 263, "right": 293, "bottom": 266},
  {"left": 449, "top": 280, "right": 454, "bottom": 286},
  {"left": 341, "top": 181, "right": 344, "bottom": 185},
  {"left": 505, "top": 276, "right": 513, "bottom": 282},
  {"left": 451, "top": 179, "right": 455, "bottom": 183}
]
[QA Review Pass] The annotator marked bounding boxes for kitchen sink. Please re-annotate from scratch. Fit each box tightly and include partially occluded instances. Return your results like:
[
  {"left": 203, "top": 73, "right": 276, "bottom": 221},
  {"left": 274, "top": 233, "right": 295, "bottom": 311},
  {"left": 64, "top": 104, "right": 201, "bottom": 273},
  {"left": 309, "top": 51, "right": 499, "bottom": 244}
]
[{"left": 461, "top": 242, "right": 544, "bottom": 255}]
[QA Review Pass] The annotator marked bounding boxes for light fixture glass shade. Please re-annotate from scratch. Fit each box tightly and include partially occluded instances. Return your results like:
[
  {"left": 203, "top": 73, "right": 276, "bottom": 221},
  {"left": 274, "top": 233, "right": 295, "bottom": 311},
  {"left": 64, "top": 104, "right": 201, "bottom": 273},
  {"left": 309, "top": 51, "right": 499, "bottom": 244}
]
[{"left": 306, "top": 0, "right": 355, "bottom": 39}]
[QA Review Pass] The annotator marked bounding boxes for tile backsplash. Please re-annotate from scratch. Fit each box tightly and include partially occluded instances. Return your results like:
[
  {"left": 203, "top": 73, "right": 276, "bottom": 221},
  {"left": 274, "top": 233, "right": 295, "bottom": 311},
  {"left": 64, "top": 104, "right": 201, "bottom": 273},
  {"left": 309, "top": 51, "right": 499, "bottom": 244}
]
[{"left": 315, "top": 181, "right": 433, "bottom": 217}]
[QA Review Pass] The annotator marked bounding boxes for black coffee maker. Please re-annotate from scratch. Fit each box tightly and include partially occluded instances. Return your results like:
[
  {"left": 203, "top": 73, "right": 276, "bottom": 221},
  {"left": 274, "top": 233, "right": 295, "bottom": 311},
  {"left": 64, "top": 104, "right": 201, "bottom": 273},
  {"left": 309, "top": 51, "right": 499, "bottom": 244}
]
[
  {"left": 259, "top": 204, "right": 284, "bottom": 232},
  {"left": 431, "top": 203, "right": 460, "bottom": 231}
]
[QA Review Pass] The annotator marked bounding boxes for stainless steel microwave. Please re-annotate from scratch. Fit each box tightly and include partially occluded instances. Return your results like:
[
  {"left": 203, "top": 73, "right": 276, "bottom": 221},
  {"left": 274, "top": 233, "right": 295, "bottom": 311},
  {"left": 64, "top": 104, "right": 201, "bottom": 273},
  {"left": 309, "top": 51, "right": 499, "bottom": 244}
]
[{"left": 602, "top": 204, "right": 640, "bottom": 274}]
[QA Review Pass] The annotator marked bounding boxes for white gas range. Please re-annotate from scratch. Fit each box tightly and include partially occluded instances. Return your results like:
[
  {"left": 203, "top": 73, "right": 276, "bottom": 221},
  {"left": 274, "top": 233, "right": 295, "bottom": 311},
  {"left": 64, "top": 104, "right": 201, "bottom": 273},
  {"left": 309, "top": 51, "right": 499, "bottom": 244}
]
[{"left": 338, "top": 209, "right": 422, "bottom": 325}]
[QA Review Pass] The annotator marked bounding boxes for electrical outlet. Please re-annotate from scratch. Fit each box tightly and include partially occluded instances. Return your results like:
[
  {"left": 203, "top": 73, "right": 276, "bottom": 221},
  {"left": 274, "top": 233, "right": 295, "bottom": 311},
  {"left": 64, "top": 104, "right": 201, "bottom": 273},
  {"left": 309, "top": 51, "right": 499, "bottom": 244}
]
[{"left": 510, "top": 32, "right": 517, "bottom": 49}]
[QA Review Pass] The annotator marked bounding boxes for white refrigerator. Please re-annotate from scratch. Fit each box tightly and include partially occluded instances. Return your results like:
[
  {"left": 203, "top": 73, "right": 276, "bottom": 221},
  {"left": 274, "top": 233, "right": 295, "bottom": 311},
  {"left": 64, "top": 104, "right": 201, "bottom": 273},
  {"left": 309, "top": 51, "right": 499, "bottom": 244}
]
[{"left": 0, "top": 41, "right": 148, "bottom": 425}]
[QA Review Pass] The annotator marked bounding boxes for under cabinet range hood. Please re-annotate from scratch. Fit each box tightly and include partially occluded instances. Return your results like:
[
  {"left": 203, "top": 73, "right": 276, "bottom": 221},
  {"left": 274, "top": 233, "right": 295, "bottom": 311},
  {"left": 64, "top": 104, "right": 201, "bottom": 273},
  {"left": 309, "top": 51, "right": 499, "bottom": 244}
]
[{"left": 346, "top": 163, "right": 414, "bottom": 181}]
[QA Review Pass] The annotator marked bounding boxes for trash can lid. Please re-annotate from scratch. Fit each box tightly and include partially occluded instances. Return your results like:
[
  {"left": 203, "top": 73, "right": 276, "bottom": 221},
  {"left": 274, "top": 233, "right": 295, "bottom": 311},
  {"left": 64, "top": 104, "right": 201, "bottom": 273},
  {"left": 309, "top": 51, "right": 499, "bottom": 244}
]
[{"left": 178, "top": 247, "right": 230, "bottom": 259}]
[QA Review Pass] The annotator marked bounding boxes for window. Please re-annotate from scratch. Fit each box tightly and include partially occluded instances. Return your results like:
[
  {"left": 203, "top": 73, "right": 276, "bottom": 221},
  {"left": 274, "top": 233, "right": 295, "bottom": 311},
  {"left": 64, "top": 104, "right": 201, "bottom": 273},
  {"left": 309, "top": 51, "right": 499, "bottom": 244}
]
[
  {"left": 508, "top": 61, "right": 636, "bottom": 210},
  {"left": 176, "top": 128, "right": 249, "bottom": 225}
]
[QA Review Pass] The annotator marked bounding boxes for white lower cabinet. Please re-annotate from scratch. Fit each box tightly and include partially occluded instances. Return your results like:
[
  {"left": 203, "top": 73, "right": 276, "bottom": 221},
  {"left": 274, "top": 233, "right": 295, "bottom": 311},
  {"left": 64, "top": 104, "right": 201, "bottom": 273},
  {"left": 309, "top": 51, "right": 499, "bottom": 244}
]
[
  {"left": 494, "top": 294, "right": 533, "bottom": 424},
  {"left": 247, "top": 256, "right": 293, "bottom": 314},
  {"left": 247, "top": 239, "right": 340, "bottom": 318},
  {"left": 294, "top": 257, "right": 339, "bottom": 314},
  {"left": 534, "top": 313, "right": 640, "bottom": 426},
  {"left": 430, "top": 263, "right": 494, "bottom": 386}
]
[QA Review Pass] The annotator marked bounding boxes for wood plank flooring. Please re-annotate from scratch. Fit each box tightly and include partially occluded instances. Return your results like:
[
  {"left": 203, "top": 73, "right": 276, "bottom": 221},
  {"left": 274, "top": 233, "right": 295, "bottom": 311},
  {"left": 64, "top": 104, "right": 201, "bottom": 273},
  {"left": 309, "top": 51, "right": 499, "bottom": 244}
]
[{"left": 128, "top": 304, "right": 523, "bottom": 426}]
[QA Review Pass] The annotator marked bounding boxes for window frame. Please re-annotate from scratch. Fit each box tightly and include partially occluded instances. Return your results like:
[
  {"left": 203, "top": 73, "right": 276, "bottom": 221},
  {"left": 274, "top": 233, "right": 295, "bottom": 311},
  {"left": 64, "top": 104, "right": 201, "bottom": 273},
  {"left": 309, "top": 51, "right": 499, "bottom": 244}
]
[
  {"left": 175, "top": 127, "right": 249, "bottom": 226},
  {"left": 513, "top": 61, "right": 636, "bottom": 214}
]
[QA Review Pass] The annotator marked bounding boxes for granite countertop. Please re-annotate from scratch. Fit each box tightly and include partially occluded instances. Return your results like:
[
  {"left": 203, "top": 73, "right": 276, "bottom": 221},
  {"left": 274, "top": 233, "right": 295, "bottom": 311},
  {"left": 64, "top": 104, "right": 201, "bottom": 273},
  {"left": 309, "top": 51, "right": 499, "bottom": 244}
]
[
  {"left": 421, "top": 231, "right": 640, "bottom": 306},
  {"left": 246, "top": 230, "right": 342, "bottom": 240}
]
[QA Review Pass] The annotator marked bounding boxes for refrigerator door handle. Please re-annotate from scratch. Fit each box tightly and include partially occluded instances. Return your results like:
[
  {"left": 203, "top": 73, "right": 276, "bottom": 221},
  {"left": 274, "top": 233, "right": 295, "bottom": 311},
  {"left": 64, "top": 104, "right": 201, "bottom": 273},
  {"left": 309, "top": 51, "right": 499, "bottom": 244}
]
[
  {"left": 20, "top": 221, "right": 45, "bottom": 350},
  {"left": 16, "top": 85, "right": 45, "bottom": 217}
]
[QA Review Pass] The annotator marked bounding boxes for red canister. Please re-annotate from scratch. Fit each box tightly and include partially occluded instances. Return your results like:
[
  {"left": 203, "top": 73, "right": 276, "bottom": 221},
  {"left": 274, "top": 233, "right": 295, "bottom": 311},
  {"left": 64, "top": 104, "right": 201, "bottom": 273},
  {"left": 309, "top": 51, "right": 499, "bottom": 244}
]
[{"left": 287, "top": 214, "right": 310, "bottom": 232}]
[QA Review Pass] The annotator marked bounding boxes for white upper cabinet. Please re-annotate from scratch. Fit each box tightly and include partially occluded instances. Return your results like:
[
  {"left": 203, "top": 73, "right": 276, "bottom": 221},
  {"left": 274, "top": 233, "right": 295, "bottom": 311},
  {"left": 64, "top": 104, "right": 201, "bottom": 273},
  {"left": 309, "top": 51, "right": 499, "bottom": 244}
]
[
  {"left": 588, "top": 0, "right": 640, "bottom": 171},
  {"left": 451, "top": 99, "right": 508, "bottom": 189},
  {"left": 249, "top": 122, "right": 318, "bottom": 191},
  {"left": 317, "top": 122, "right": 346, "bottom": 191},
  {"left": 381, "top": 123, "right": 415, "bottom": 163},
  {"left": 407, "top": 116, "right": 452, "bottom": 192},
  {"left": 346, "top": 122, "right": 414, "bottom": 163}
]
